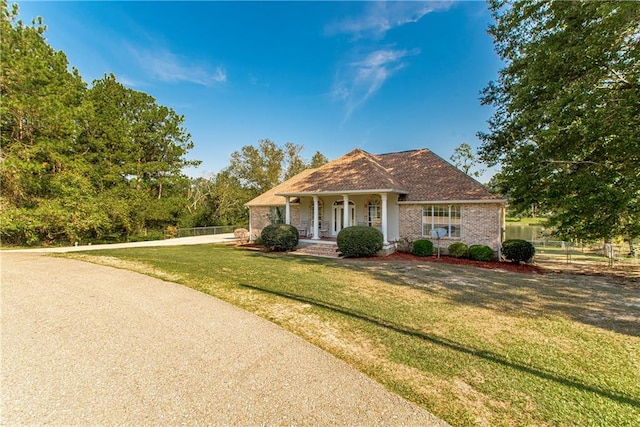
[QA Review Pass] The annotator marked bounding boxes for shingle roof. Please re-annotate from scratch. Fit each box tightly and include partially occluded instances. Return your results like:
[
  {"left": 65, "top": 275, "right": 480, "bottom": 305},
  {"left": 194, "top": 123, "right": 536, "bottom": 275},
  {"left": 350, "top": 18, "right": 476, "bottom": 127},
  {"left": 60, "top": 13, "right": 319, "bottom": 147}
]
[
  {"left": 288, "top": 149, "right": 407, "bottom": 193},
  {"left": 245, "top": 148, "right": 503, "bottom": 206},
  {"left": 244, "top": 168, "right": 316, "bottom": 206}
]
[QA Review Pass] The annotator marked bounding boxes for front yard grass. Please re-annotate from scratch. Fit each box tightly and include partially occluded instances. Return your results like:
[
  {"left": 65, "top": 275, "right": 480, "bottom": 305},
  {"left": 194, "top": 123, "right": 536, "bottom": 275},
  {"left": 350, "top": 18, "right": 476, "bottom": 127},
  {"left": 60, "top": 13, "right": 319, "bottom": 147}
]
[{"left": 67, "top": 245, "right": 640, "bottom": 426}]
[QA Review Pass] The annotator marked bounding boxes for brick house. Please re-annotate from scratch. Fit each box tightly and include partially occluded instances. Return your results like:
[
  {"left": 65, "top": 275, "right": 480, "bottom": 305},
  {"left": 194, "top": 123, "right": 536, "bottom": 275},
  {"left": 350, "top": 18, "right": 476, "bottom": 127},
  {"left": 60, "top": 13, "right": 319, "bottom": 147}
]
[{"left": 245, "top": 148, "right": 506, "bottom": 255}]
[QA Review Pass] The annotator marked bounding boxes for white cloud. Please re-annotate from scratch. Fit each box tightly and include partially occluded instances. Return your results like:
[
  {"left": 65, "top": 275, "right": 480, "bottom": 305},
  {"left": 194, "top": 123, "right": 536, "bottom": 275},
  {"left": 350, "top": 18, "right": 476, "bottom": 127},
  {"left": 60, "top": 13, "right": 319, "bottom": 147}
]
[
  {"left": 326, "top": 1, "right": 451, "bottom": 39},
  {"left": 128, "top": 46, "right": 227, "bottom": 86},
  {"left": 332, "top": 47, "right": 420, "bottom": 119},
  {"left": 326, "top": 1, "right": 450, "bottom": 119}
]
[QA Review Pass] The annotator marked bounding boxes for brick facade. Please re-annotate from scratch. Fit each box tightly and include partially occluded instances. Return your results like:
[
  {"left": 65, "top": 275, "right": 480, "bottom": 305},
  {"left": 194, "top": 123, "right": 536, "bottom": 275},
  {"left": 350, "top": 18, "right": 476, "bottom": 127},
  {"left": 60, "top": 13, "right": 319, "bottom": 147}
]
[
  {"left": 251, "top": 202, "right": 504, "bottom": 254},
  {"left": 249, "top": 205, "right": 301, "bottom": 241},
  {"left": 399, "top": 203, "right": 503, "bottom": 253}
]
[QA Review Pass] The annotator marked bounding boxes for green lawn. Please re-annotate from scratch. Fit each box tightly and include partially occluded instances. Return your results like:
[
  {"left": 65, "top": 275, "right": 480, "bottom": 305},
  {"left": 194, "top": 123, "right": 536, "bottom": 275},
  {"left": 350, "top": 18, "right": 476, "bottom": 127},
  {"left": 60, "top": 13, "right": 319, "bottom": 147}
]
[{"left": 67, "top": 245, "right": 640, "bottom": 426}]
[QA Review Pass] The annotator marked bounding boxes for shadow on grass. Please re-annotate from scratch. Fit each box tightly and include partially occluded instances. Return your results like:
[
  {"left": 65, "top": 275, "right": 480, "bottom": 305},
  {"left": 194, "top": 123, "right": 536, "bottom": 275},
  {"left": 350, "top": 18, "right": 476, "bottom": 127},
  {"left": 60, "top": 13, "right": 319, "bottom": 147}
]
[
  {"left": 241, "top": 282, "right": 640, "bottom": 409},
  {"left": 245, "top": 249, "right": 640, "bottom": 337},
  {"left": 336, "top": 258, "right": 640, "bottom": 337}
]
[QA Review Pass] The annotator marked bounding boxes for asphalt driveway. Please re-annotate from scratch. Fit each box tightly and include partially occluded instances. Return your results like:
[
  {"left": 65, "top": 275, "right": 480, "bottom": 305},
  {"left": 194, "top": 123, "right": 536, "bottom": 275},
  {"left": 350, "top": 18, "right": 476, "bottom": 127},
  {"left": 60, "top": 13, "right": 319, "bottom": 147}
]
[{"left": 1, "top": 252, "right": 446, "bottom": 426}]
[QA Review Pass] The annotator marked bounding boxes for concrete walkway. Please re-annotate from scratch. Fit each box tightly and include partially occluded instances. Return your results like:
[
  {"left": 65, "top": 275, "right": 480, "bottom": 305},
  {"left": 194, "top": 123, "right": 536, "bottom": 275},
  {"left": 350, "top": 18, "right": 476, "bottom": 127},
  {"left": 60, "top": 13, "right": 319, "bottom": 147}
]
[
  {"left": 2, "top": 233, "right": 238, "bottom": 253},
  {"left": 1, "top": 251, "right": 447, "bottom": 426}
]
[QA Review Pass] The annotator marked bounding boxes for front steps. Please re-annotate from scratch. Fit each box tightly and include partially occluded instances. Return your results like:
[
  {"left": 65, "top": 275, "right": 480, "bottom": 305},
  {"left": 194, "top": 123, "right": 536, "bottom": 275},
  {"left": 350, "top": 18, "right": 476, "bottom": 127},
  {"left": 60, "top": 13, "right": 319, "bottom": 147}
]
[
  {"left": 294, "top": 241, "right": 397, "bottom": 259},
  {"left": 295, "top": 242, "right": 341, "bottom": 258}
]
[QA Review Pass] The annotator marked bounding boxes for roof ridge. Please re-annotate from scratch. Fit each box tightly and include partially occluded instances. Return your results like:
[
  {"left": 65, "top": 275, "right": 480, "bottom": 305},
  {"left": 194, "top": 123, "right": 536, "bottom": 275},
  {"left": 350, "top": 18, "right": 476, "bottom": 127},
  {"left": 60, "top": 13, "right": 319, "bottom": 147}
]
[{"left": 377, "top": 148, "right": 430, "bottom": 157}]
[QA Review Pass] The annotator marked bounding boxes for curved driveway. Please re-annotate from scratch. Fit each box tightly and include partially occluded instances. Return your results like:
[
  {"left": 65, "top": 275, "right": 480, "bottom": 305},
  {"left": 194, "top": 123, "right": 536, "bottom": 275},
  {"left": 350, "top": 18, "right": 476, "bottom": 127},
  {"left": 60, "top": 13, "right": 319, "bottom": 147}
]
[{"left": 1, "top": 250, "right": 446, "bottom": 426}]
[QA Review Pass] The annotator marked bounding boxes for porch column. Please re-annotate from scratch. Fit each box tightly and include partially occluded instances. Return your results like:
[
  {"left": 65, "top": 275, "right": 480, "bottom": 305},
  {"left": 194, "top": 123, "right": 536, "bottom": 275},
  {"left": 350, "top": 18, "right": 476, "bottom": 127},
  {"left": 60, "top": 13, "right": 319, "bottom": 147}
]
[
  {"left": 312, "top": 196, "right": 320, "bottom": 240},
  {"left": 381, "top": 193, "right": 388, "bottom": 244},
  {"left": 343, "top": 194, "right": 350, "bottom": 228},
  {"left": 285, "top": 196, "right": 291, "bottom": 224}
]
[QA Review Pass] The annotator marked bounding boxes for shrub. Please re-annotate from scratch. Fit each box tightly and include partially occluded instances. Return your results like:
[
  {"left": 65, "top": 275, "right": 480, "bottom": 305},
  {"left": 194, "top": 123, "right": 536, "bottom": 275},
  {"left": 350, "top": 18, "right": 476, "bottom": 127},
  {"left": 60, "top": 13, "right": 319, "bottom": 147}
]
[
  {"left": 468, "top": 245, "right": 495, "bottom": 262},
  {"left": 448, "top": 242, "right": 469, "bottom": 258},
  {"left": 165, "top": 225, "right": 178, "bottom": 238},
  {"left": 260, "top": 224, "right": 299, "bottom": 252},
  {"left": 502, "top": 239, "right": 535, "bottom": 264},
  {"left": 412, "top": 239, "right": 434, "bottom": 257},
  {"left": 234, "top": 228, "right": 249, "bottom": 243},
  {"left": 395, "top": 237, "right": 413, "bottom": 253},
  {"left": 337, "top": 226, "right": 384, "bottom": 258}
]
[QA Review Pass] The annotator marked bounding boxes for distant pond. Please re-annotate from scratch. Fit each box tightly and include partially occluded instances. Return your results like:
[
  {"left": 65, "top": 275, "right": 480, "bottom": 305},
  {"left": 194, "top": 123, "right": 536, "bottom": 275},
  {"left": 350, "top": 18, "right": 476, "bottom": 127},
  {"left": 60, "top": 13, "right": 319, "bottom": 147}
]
[{"left": 505, "top": 223, "right": 546, "bottom": 242}]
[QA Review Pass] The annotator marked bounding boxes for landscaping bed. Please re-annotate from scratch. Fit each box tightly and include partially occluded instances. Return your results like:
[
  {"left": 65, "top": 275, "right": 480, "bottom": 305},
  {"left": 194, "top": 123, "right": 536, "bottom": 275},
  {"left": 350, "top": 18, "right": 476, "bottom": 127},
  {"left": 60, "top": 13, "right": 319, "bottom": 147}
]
[{"left": 359, "top": 251, "right": 546, "bottom": 274}]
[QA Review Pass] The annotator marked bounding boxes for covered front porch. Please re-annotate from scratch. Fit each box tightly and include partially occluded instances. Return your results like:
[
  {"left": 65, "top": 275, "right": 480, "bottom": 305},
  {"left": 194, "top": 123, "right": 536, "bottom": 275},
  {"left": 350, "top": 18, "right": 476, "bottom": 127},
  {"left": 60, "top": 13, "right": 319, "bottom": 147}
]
[{"left": 279, "top": 192, "right": 400, "bottom": 246}]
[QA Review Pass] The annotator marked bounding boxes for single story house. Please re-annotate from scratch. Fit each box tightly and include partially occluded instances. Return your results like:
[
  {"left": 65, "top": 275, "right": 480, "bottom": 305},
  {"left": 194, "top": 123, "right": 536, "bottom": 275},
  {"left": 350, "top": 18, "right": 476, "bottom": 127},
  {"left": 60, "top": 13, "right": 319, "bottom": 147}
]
[{"left": 245, "top": 148, "right": 506, "bottom": 255}]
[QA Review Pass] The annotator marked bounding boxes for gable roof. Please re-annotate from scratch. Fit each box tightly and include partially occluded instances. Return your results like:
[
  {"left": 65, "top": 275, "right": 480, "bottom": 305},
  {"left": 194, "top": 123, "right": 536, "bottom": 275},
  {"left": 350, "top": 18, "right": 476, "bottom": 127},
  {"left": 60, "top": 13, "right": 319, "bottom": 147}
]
[{"left": 246, "top": 148, "right": 503, "bottom": 206}]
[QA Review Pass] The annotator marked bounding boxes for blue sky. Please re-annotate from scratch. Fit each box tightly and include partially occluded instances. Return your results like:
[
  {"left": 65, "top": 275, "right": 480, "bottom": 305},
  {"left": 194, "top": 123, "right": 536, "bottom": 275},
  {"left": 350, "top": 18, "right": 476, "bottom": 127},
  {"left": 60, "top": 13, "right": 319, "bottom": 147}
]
[{"left": 16, "top": 1, "right": 503, "bottom": 182}]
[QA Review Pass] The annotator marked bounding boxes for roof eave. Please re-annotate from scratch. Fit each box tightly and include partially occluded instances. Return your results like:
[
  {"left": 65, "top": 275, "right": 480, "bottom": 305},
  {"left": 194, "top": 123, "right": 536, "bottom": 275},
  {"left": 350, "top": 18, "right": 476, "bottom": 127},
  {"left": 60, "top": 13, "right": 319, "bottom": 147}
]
[
  {"left": 397, "top": 199, "right": 507, "bottom": 205},
  {"left": 275, "top": 188, "right": 407, "bottom": 197}
]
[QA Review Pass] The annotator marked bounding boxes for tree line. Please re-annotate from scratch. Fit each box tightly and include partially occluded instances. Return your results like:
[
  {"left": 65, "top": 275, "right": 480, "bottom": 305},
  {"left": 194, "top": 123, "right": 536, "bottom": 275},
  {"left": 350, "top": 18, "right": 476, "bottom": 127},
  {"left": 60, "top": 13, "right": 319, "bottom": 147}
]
[
  {"left": 0, "top": 3, "right": 326, "bottom": 246},
  {"left": 480, "top": 0, "right": 639, "bottom": 249}
]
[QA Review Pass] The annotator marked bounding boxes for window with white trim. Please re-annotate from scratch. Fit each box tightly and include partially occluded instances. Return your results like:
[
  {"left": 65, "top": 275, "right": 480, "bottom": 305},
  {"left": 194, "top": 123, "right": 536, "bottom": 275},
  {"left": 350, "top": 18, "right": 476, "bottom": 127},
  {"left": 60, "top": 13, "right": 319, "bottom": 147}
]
[
  {"left": 422, "top": 205, "right": 461, "bottom": 238},
  {"left": 270, "top": 206, "right": 284, "bottom": 224},
  {"left": 367, "top": 198, "right": 381, "bottom": 227}
]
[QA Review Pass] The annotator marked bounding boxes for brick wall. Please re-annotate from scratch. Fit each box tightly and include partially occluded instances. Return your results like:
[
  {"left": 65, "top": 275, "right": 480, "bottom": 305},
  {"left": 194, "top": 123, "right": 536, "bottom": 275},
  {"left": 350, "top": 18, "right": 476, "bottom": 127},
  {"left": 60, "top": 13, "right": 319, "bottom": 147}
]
[
  {"left": 249, "top": 205, "right": 301, "bottom": 241},
  {"left": 249, "top": 206, "right": 271, "bottom": 240},
  {"left": 399, "top": 203, "right": 503, "bottom": 252}
]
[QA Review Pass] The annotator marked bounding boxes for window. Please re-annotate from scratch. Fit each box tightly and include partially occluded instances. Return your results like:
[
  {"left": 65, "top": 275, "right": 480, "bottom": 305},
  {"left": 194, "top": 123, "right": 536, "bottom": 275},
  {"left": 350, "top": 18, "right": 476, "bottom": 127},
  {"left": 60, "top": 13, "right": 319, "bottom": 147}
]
[
  {"left": 270, "top": 206, "right": 284, "bottom": 224},
  {"left": 368, "top": 198, "right": 381, "bottom": 227},
  {"left": 422, "top": 205, "right": 461, "bottom": 238}
]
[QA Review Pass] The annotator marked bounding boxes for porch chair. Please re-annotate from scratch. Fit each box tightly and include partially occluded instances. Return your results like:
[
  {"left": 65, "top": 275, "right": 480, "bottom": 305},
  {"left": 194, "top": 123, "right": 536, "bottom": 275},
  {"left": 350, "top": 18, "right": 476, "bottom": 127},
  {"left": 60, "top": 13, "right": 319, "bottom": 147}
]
[
  {"left": 319, "top": 221, "right": 330, "bottom": 238},
  {"left": 298, "top": 220, "right": 308, "bottom": 238}
]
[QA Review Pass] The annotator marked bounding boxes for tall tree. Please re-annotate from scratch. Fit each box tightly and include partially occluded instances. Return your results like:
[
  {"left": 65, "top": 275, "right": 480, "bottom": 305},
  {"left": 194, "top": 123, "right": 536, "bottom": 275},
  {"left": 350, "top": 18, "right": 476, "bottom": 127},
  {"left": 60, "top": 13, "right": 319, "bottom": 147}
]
[
  {"left": 225, "top": 139, "right": 285, "bottom": 197},
  {"left": 309, "top": 151, "right": 329, "bottom": 168},
  {"left": 450, "top": 142, "right": 485, "bottom": 178},
  {"left": 0, "top": 2, "right": 96, "bottom": 244},
  {"left": 201, "top": 171, "right": 251, "bottom": 226},
  {"left": 224, "top": 140, "right": 328, "bottom": 216},
  {"left": 479, "top": 0, "right": 640, "bottom": 242},
  {"left": 81, "top": 74, "right": 199, "bottom": 199},
  {"left": 0, "top": 3, "right": 200, "bottom": 244},
  {"left": 0, "top": 1, "right": 86, "bottom": 205},
  {"left": 283, "top": 142, "right": 307, "bottom": 180}
]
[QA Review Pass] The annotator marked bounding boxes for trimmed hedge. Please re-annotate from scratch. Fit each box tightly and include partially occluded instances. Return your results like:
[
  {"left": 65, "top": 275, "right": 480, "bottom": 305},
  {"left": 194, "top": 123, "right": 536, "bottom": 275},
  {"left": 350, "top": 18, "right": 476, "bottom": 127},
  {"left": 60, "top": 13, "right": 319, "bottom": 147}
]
[
  {"left": 447, "top": 242, "right": 469, "bottom": 258},
  {"left": 412, "top": 239, "right": 434, "bottom": 257},
  {"left": 260, "top": 224, "right": 299, "bottom": 252},
  {"left": 502, "top": 239, "right": 535, "bottom": 264},
  {"left": 337, "top": 226, "right": 384, "bottom": 258},
  {"left": 468, "top": 244, "right": 495, "bottom": 262}
]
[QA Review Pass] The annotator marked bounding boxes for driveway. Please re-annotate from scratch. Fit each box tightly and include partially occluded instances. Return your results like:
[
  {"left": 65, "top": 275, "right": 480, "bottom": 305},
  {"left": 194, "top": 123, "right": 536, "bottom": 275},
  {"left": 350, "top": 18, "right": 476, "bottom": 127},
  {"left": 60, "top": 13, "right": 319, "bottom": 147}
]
[
  {"left": 2, "top": 233, "right": 239, "bottom": 253},
  {"left": 1, "top": 252, "right": 447, "bottom": 426}
]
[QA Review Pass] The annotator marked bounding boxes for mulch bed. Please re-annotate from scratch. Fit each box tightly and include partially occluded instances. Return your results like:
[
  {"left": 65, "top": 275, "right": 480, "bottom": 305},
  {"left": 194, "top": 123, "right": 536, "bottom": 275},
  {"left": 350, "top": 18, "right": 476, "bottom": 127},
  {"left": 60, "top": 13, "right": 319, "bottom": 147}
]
[
  {"left": 353, "top": 251, "right": 547, "bottom": 274},
  {"left": 238, "top": 243, "right": 544, "bottom": 274},
  {"left": 239, "top": 243, "right": 638, "bottom": 283}
]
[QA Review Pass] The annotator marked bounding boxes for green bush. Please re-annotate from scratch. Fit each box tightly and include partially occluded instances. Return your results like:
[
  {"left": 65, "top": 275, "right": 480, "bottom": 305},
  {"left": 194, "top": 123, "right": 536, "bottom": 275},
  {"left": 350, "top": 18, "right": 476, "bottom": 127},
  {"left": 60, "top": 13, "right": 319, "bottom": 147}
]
[
  {"left": 468, "top": 245, "right": 495, "bottom": 262},
  {"left": 502, "top": 239, "right": 535, "bottom": 264},
  {"left": 260, "top": 224, "right": 299, "bottom": 252},
  {"left": 395, "top": 237, "right": 413, "bottom": 253},
  {"left": 337, "top": 226, "right": 383, "bottom": 258},
  {"left": 412, "top": 239, "right": 434, "bottom": 257},
  {"left": 448, "top": 242, "right": 469, "bottom": 258}
]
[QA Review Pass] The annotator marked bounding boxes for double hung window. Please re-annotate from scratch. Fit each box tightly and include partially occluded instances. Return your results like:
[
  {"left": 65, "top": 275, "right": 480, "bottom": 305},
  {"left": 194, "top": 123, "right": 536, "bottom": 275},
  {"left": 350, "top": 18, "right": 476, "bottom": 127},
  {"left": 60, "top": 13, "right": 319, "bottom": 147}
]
[
  {"left": 422, "top": 205, "right": 461, "bottom": 237},
  {"left": 368, "top": 198, "right": 381, "bottom": 227}
]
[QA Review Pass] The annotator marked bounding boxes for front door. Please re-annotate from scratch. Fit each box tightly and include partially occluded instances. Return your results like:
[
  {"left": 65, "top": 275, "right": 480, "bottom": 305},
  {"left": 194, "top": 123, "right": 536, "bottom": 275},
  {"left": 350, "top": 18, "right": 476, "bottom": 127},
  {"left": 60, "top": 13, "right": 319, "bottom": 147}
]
[{"left": 332, "top": 201, "right": 355, "bottom": 235}]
